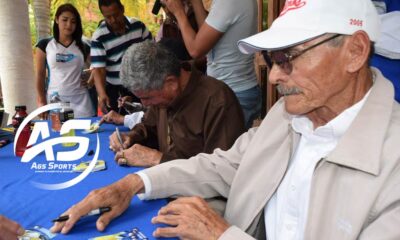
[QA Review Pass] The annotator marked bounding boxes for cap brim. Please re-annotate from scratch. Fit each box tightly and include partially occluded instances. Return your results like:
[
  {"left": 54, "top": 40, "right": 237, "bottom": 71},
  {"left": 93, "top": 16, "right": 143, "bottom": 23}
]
[{"left": 238, "top": 28, "right": 325, "bottom": 54}]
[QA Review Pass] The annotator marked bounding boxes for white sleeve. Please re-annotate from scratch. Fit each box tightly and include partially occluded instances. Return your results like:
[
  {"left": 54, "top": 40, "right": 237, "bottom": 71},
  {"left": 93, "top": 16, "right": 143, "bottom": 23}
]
[
  {"left": 218, "top": 226, "right": 256, "bottom": 240},
  {"left": 124, "top": 111, "right": 144, "bottom": 129},
  {"left": 140, "top": 127, "right": 258, "bottom": 200},
  {"left": 135, "top": 171, "right": 153, "bottom": 200},
  {"left": 205, "top": 0, "right": 240, "bottom": 32}
]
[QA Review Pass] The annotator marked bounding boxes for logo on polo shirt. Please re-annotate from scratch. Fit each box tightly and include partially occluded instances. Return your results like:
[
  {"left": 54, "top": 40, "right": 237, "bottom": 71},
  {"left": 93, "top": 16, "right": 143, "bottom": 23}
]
[
  {"left": 280, "top": 0, "right": 306, "bottom": 16},
  {"left": 56, "top": 53, "right": 76, "bottom": 63}
]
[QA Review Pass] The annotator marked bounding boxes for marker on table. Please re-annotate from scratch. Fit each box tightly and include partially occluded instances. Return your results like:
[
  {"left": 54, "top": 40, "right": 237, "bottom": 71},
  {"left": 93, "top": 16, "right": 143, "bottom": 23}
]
[{"left": 51, "top": 207, "right": 111, "bottom": 222}]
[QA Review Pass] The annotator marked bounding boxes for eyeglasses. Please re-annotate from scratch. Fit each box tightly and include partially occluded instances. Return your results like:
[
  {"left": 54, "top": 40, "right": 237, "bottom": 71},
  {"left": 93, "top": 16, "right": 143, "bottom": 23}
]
[{"left": 262, "top": 34, "right": 342, "bottom": 75}]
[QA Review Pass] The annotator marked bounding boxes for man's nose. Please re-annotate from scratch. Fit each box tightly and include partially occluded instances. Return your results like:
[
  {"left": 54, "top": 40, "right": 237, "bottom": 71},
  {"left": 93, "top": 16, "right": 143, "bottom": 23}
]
[{"left": 268, "top": 64, "right": 288, "bottom": 85}]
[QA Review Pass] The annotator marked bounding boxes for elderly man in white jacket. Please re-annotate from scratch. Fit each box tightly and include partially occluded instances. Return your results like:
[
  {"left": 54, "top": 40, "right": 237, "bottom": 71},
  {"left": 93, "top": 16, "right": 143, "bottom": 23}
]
[{"left": 51, "top": 0, "right": 400, "bottom": 239}]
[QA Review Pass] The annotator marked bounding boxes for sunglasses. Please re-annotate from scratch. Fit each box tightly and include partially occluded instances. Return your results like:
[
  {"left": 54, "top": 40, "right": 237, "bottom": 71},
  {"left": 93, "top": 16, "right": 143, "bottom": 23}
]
[{"left": 262, "top": 34, "right": 342, "bottom": 75}]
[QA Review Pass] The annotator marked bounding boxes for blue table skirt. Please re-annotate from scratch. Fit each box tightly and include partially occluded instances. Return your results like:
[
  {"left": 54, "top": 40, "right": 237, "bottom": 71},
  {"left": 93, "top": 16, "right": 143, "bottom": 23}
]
[{"left": 0, "top": 119, "right": 175, "bottom": 239}]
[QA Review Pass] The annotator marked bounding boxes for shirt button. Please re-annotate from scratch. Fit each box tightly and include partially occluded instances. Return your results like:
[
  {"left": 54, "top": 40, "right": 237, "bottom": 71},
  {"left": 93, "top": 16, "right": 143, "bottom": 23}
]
[{"left": 291, "top": 185, "right": 296, "bottom": 191}]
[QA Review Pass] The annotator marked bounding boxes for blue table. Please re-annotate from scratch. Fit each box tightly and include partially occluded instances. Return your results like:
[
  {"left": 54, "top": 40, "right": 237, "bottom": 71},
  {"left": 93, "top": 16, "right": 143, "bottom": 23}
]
[{"left": 0, "top": 119, "right": 173, "bottom": 239}]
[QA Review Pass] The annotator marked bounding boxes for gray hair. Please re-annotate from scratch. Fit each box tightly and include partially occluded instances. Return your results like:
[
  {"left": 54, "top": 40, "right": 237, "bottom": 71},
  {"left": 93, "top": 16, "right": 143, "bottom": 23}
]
[
  {"left": 326, "top": 33, "right": 345, "bottom": 47},
  {"left": 325, "top": 33, "right": 375, "bottom": 62},
  {"left": 120, "top": 41, "right": 181, "bottom": 92}
]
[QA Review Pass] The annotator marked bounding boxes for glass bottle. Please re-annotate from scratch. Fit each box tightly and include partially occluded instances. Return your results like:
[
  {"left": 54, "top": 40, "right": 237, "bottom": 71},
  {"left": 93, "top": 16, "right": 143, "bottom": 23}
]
[
  {"left": 12, "top": 105, "right": 31, "bottom": 157},
  {"left": 60, "top": 102, "right": 76, "bottom": 147},
  {"left": 12, "top": 105, "right": 27, "bottom": 132},
  {"left": 49, "top": 92, "right": 61, "bottom": 132}
]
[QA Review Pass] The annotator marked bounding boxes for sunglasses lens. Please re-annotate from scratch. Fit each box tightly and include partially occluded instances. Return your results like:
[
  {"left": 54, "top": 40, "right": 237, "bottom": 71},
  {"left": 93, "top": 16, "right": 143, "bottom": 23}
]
[
  {"left": 271, "top": 51, "right": 292, "bottom": 74},
  {"left": 271, "top": 51, "right": 288, "bottom": 65},
  {"left": 262, "top": 51, "right": 293, "bottom": 74}
]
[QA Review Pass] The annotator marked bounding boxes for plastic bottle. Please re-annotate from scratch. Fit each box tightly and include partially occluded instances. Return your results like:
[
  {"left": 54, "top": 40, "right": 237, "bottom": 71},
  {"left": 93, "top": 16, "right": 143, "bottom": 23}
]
[
  {"left": 60, "top": 102, "right": 76, "bottom": 147},
  {"left": 49, "top": 92, "right": 62, "bottom": 132},
  {"left": 12, "top": 105, "right": 31, "bottom": 157}
]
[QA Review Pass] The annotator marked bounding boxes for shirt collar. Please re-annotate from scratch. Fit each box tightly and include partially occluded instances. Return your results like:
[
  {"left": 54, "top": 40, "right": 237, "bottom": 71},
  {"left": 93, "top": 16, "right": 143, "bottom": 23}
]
[{"left": 292, "top": 89, "right": 371, "bottom": 142}]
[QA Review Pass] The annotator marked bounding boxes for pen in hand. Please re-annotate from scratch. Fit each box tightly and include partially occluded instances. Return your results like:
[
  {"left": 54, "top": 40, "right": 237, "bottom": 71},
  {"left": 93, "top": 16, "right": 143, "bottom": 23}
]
[
  {"left": 115, "top": 127, "right": 125, "bottom": 150},
  {"left": 52, "top": 207, "right": 111, "bottom": 222}
]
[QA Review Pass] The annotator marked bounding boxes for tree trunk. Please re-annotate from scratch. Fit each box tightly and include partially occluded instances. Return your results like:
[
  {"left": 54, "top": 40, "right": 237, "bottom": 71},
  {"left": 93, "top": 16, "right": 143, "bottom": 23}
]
[
  {"left": 32, "top": 0, "right": 51, "bottom": 40},
  {"left": 0, "top": 0, "right": 36, "bottom": 123}
]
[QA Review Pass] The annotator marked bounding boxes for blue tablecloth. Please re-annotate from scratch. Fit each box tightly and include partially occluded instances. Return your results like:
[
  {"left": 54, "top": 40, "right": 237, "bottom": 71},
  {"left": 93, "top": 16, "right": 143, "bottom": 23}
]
[{"left": 0, "top": 119, "right": 174, "bottom": 239}]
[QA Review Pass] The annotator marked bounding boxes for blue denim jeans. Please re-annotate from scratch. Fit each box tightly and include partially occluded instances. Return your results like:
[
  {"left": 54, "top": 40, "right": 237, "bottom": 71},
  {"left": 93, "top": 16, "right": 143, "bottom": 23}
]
[{"left": 235, "top": 86, "right": 261, "bottom": 129}]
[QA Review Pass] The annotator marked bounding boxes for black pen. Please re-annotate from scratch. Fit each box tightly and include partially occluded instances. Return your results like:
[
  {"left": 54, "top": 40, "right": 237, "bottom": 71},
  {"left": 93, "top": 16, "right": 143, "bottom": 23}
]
[{"left": 52, "top": 207, "right": 111, "bottom": 222}]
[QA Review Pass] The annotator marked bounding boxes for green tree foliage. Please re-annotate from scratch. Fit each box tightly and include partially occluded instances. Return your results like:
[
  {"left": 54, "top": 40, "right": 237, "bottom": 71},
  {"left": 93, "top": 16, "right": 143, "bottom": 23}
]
[
  {"left": 50, "top": 0, "right": 101, "bottom": 38},
  {"left": 30, "top": 0, "right": 160, "bottom": 45},
  {"left": 29, "top": 5, "right": 38, "bottom": 46},
  {"left": 122, "top": 0, "right": 160, "bottom": 35}
]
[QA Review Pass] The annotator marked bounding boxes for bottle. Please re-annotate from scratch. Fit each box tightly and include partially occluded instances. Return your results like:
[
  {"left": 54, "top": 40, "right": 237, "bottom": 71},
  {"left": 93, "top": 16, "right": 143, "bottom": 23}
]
[
  {"left": 12, "top": 105, "right": 27, "bottom": 132},
  {"left": 49, "top": 92, "right": 62, "bottom": 132},
  {"left": 60, "top": 102, "right": 76, "bottom": 147},
  {"left": 12, "top": 105, "right": 31, "bottom": 157}
]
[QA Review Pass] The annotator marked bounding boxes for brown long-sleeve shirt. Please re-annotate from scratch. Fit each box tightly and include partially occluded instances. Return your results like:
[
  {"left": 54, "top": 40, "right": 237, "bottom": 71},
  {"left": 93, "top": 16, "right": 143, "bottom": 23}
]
[{"left": 129, "top": 68, "right": 245, "bottom": 162}]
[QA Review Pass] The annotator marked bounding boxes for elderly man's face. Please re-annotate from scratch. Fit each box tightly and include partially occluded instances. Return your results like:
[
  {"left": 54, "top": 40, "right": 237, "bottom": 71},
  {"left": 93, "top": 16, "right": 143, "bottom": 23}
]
[
  {"left": 268, "top": 35, "right": 348, "bottom": 116},
  {"left": 100, "top": 3, "right": 125, "bottom": 33},
  {"left": 133, "top": 89, "right": 170, "bottom": 108},
  {"left": 133, "top": 82, "right": 179, "bottom": 108}
]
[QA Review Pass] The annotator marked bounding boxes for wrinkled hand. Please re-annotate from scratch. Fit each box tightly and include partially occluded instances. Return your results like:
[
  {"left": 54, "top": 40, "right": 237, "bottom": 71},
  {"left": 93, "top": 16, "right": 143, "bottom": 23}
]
[
  {"left": 99, "top": 110, "right": 124, "bottom": 125},
  {"left": 50, "top": 174, "right": 143, "bottom": 234},
  {"left": 98, "top": 94, "right": 111, "bottom": 114},
  {"left": 0, "top": 215, "right": 25, "bottom": 240},
  {"left": 161, "top": 0, "right": 186, "bottom": 17},
  {"left": 115, "top": 144, "right": 162, "bottom": 167},
  {"left": 152, "top": 197, "right": 229, "bottom": 239},
  {"left": 109, "top": 131, "right": 133, "bottom": 151}
]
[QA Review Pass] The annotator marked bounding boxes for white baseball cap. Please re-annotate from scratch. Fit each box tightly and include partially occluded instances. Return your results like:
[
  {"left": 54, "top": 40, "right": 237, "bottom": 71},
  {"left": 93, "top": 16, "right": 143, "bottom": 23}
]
[{"left": 238, "top": 0, "right": 381, "bottom": 54}]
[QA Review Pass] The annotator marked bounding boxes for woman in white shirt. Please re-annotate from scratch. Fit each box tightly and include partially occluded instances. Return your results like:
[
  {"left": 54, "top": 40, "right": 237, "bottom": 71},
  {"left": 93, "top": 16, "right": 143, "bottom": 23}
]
[{"left": 35, "top": 3, "right": 94, "bottom": 118}]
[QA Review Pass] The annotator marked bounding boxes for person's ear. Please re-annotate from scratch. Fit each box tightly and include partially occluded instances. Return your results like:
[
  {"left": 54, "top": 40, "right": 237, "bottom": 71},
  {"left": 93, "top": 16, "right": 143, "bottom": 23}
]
[
  {"left": 163, "top": 76, "right": 179, "bottom": 91},
  {"left": 344, "top": 30, "right": 371, "bottom": 73}
]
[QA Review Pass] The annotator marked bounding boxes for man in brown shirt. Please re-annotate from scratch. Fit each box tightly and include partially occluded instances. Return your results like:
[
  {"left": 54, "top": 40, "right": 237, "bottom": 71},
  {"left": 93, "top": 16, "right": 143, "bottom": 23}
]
[{"left": 109, "top": 41, "right": 245, "bottom": 167}]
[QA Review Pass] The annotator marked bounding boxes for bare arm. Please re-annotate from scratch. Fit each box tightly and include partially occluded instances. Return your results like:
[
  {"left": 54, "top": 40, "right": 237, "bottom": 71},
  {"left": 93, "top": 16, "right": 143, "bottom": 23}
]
[
  {"left": 92, "top": 67, "right": 110, "bottom": 113},
  {"left": 162, "top": 0, "right": 223, "bottom": 58},
  {"left": 190, "top": 0, "right": 208, "bottom": 27},
  {"left": 35, "top": 48, "right": 47, "bottom": 107},
  {"left": 0, "top": 215, "right": 25, "bottom": 240}
]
